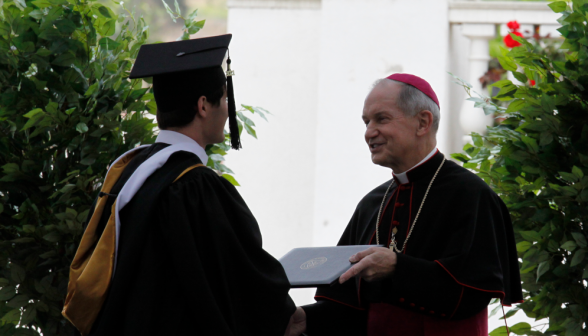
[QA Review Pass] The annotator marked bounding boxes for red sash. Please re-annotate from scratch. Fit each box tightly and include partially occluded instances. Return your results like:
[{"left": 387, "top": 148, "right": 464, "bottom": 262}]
[{"left": 367, "top": 303, "right": 487, "bottom": 336}]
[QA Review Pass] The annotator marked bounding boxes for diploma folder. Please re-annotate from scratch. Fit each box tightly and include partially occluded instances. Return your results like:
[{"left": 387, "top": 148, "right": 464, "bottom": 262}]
[{"left": 279, "top": 245, "right": 382, "bottom": 288}]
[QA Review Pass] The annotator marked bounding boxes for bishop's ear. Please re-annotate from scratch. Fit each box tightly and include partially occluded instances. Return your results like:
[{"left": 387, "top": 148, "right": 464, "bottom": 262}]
[{"left": 416, "top": 110, "right": 434, "bottom": 136}]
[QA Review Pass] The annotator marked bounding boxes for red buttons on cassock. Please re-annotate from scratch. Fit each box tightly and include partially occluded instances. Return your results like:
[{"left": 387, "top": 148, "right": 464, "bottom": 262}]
[
  {"left": 410, "top": 303, "right": 415, "bottom": 307},
  {"left": 441, "top": 314, "right": 446, "bottom": 317},
  {"left": 419, "top": 307, "right": 425, "bottom": 311},
  {"left": 392, "top": 221, "right": 400, "bottom": 226},
  {"left": 399, "top": 298, "right": 405, "bottom": 303},
  {"left": 429, "top": 311, "right": 435, "bottom": 314},
  {"left": 395, "top": 203, "right": 404, "bottom": 208}
]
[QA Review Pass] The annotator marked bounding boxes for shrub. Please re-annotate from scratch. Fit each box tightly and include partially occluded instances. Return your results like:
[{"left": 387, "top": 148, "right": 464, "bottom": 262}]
[
  {"left": 0, "top": 0, "right": 265, "bottom": 334},
  {"left": 453, "top": 1, "right": 588, "bottom": 334}
]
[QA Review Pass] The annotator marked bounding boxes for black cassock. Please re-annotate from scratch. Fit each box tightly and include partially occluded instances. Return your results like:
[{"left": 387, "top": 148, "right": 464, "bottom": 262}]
[
  {"left": 303, "top": 151, "right": 523, "bottom": 336},
  {"left": 86, "top": 143, "right": 295, "bottom": 336}
]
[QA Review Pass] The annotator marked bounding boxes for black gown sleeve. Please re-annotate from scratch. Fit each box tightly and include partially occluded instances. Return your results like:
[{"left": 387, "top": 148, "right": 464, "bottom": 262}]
[
  {"left": 302, "top": 300, "right": 367, "bottom": 336},
  {"left": 381, "top": 253, "right": 492, "bottom": 320}
]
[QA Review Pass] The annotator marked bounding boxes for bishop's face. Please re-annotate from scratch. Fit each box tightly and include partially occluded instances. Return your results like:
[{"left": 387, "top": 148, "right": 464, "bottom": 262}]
[{"left": 362, "top": 81, "right": 420, "bottom": 172}]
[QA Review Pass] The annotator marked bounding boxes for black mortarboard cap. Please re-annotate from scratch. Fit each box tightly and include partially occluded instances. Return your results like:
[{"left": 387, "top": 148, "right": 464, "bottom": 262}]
[{"left": 130, "top": 34, "right": 240, "bottom": 150}]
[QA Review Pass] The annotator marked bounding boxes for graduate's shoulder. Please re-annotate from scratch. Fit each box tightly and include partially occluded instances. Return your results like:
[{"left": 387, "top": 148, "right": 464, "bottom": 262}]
[{"left": 162, "top": 151, "right": 235, "bottom": 191}]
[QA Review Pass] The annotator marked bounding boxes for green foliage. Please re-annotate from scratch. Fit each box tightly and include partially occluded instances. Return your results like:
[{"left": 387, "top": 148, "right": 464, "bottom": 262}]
[
  {"left": 0, "top": 0, "right": 154, "bottom": 334},
  {"left": 0, "top": 0, "right": 266, "bottom": 335},
  {"left": 452, "top": 1, "right": 588, "bottom": 334}
]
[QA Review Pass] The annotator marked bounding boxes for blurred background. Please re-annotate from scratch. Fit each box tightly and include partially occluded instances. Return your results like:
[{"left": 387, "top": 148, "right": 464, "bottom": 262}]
[{"left": 121, "top": 0, "right": 557, "bottom": 330}]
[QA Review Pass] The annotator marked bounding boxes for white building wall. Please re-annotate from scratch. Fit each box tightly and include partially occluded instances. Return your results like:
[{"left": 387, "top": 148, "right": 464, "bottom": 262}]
[
  {"left": 312, "top": 0, "right": 451, "bottom": 248},
  {"left": 226, "top": 3, "right": 322, "bottom": 304}
]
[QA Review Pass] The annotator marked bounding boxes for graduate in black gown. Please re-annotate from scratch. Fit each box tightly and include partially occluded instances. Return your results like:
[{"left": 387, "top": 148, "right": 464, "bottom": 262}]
[
  {"left": 291, "top": 74, "right": 523, "bottom": 336},
  {"left": 62, "top": 35, "right": 299, "bottom": 336}
]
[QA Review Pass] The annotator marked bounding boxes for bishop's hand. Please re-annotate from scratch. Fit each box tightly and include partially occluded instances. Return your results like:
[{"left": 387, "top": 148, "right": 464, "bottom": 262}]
[
  {"left": 284, "top": 307, "right": 306, "bottom": 336},
  {"left": 339, "top": 246, "right": 397, "bottom": 283}
]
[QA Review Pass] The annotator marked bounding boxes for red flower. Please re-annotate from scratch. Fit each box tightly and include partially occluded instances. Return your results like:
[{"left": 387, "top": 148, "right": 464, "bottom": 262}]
[
  {"left": 504, "top": 31, "right": 524, "bottom": 48},
  {"left": 529, "top": 80, "right": 536, "bottom": 86},
  {"left": 507, "top": 21, "right": 521, "bottom": 31}
]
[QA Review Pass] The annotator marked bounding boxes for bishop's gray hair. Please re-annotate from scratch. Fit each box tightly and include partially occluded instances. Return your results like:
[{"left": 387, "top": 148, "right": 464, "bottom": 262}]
[{"left": 372, "top": 79, "right": 440, "bottom": 132}]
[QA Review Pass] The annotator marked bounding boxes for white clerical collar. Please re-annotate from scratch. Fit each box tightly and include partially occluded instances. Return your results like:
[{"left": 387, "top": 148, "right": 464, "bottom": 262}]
[
  {"left": 155, "top": 130, "right": 209, "bottom": 165},
  {"left": 393, "top": 148, "right": 438, "bottom": 184}
]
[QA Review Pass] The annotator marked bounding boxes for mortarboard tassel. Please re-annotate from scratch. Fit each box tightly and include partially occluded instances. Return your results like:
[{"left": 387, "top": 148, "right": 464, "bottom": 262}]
[{"left": 226, "top": 57, "right": 241, "bottom": 150}]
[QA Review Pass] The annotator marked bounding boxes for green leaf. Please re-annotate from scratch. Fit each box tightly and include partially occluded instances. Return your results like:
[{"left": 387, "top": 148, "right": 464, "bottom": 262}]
[
  {"left": 31, "top": 0, "right": 52, "bottom": 8},
  {"left": 572, "top": 232, "right": 588, "bottom": 248},
  {"left": 188, "top": 8, "right": 198, "bottom": 21},
  {"left": 54, "top": 19, "right": 76, "bottom": 34},
  {"left": 537, "top": 261, "right": 550, "bottom": 280},
  {"left": 188, "top": 20, "right": 205, "bottom": 34},
  {"left": 506, "top": 99, "right": 526, "bottom": 113},
  {"left": 491, "top": 80, "right": 513, "bottom": 89},
  {"left": 7, "top": 294, "right": 30, "bottom": 308},
  {"left": 471, "top": 133, "right": 483, "bottom": 147},
  {"left": 559, "top": 171, "right": 579, "bottom": 183},
  {"left": 14, "top": 0, "right": 26, "bottom": 11},
  {"left": 98, "top": 5, "right": 112, "bottom": 18},
  {"left": 1, "top": 309, "right": 21, "bottom": 324},
  {"left": 99, "top": 19, "right": 116, "bottom": 37},
  {"left": 42, "top": 232, "right": 61, "bottom": 243},
  {"left": 85, "top": 82, "right": 98, "bottom": 96},
  {"left": 23, "top": 108, "right": 43, "bottom": 118},
  {"left": 76, "top": 123, "right": 89, "bottom": 133},
  {"left": 520, "top": 230, "right": 541, "bottom": 242},
  {"left": 0, "top": 286, "right": 16, "bottom": 301},
  {"left": 161, "top": 0, "right": 176, "bottom": 22},
  {"left": 521, "top": 136, "right": 539, "bottom": 153},
  {"left": 99, "top": 37, "right": 120, "bottom": 51},
  {"left": 512, "top": 71, "right": 528, "bottom": 83},
  {"left": 2, "top": 163, "right": 19, "bottom": 174},
  {"left": 11, "top": 263, "right": 26, "bottom": 283},
  {"left": 21, "top": 306, "right": 36, "bottom": 325},
  {"left": 51, "top": 52, "right": 75, "bottom": 67},
  {"left": 174, "top": 0, "right": 181, "bottom": 15},
  {"left": 509, "top": 322, "right": 531, "bottom": 335},
  {"left": 489, "top": 326, "right": 508, "bottom": 336},
  {"left": 549, "top": 1, "right": 568, "bottom": 12},
  {"left": 498, "top": 56, "right": 517, "bottom": 72},
  {"left": 517, "top": 241, "right": 533, "bottom": 253},
  {"left": 572, "top": 166, "right": 584, "bottom": 179},
  {"left": 561, "top": 240, "right": 577, "bottom": 252},
  {"left": 571, "top": 249, "right": 586, "bottom": 267},
  {"left": 222, "top": 174, "right": 240, "bottom": 186},
  {"left": 244, "top": 123, "right": 257, "bottom": 138}
]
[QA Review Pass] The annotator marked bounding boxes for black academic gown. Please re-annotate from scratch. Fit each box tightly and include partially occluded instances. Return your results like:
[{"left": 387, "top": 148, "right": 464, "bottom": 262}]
[
  {"left": 303, "top": 151, "right": 523, "bottom": 336},
  {"left": 85, "top": 143, "right": 295, "bottom": 336}
]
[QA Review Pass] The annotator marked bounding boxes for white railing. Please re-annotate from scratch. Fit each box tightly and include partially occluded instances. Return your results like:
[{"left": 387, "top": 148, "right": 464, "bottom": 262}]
[{"left": 449, "top": 0, "right": 560, "bottom": 143}]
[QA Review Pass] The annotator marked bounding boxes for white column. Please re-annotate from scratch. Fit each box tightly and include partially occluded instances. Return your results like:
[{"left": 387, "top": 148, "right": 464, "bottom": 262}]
[{"left": 459, "top": 23, "right": 495, "bottom": 141}]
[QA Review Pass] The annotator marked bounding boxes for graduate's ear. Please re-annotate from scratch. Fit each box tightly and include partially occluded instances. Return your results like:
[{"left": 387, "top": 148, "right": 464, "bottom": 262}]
[
  {"left": 196, "top": 95, "right": 208, "bottom": 119},
  {"left": 416, "top": 110, "right": 434, "bottom": 136}
]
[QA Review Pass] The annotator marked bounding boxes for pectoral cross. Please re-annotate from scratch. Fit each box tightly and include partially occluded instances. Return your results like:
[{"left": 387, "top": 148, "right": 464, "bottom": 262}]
[{"left": 389, "top": 227, "right": 398, "bottom": 250}]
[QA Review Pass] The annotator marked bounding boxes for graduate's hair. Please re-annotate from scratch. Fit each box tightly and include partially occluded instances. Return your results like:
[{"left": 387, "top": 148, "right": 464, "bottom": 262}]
[
  {"left": 373, "top": 79, "right": 440, "bottom": 132},
  {"left": 157, "top": 84, "right": 226, "bottom": 130}
]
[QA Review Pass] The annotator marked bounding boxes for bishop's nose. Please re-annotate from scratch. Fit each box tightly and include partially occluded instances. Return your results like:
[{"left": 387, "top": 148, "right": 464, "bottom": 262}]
[{"left": 365, "top": 124, "right": 378, "bottom": 142}]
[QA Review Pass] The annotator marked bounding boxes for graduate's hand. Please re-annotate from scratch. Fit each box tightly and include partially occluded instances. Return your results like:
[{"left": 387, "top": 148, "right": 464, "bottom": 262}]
[
  {"left": 339, "top": 247, "right": 397, "bottom": 283},
  {"left": 284, "top": 307, "right": 306, "bottom": 336}
]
